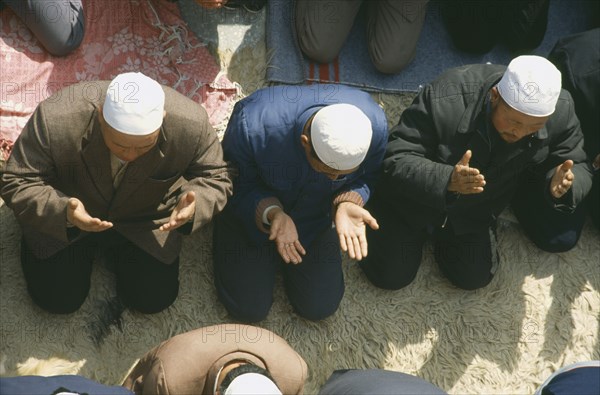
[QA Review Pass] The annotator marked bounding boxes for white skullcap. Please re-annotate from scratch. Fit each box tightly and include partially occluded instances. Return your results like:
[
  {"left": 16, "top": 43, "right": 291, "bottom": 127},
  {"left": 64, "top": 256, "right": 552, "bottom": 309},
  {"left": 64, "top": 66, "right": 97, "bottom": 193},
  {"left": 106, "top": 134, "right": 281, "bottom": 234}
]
[
  {"left": 310, "top": 103, "right": 372, "bottom": 171},
  {"left": 103, "top": 72, "right": 165, "bottom": 135},
  {"left": 496, "top": 55, "right": 561, "bottom": 117},
  {"left": 224, "top": 373, "right": 282, "bottom": 395}
]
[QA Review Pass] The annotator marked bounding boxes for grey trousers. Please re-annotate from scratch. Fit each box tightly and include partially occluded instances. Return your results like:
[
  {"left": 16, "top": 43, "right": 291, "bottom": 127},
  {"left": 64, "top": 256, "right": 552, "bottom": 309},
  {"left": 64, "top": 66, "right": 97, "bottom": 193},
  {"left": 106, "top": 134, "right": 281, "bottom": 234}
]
[
  {"left": 2, "top": 0, "right": 85, "bottom": 56},
  {"left": 295, "top": 0, "right": 429, "bottom": 74}
]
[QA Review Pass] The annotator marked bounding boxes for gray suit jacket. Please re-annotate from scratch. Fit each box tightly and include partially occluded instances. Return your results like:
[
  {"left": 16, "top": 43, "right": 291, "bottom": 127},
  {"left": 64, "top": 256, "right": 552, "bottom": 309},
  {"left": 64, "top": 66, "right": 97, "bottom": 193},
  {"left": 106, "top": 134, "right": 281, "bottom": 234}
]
[{"left": 0, "top": 81, "right": 232, "bottom": 263}]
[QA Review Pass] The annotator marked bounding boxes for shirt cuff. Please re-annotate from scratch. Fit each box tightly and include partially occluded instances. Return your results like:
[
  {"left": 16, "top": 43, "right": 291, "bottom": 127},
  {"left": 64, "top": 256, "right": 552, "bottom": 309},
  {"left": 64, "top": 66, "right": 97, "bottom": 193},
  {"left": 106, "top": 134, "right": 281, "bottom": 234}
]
[
  {"left": 262, "top": 205, "right": 281, "bottom": 226},
  {"left": 255, "top": 197, "right": 283, "bottom": 233}
]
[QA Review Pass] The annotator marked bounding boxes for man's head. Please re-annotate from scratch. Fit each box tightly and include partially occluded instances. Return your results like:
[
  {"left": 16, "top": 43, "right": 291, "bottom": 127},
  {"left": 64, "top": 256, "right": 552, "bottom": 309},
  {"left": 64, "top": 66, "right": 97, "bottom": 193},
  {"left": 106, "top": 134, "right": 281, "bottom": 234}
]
[
  {"left": 99, "top": 72, "right": 166, "bottom": 162},
  {"left": 490, "top": 55, "right": 561, "bottom": 143},
  {"left": 301, "top": 103, "right": 372, "bottom": 180},
  {"left": 218, "top": 364, "right": 282, "bottom": 395}
]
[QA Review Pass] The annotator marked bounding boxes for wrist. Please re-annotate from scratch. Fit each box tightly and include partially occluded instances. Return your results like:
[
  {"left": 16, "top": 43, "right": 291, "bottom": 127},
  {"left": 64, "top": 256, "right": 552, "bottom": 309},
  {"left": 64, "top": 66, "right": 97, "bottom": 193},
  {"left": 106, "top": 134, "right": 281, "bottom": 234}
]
[
  {"left": 336, "top": 201, "right": 355, "bottom": 209},
  {"left": 265, "top": 206, "right": 283, "bottom": 225}
]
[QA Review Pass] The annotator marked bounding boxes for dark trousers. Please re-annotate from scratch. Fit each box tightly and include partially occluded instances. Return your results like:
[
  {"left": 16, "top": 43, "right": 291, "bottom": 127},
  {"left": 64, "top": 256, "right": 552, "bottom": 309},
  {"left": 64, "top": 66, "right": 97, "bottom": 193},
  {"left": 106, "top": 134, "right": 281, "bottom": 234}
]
[
  {"left": 361, "top": 197, "right": 498, "bottom": 291},
  {"left": 511, "top": 171, "right": 587, "bottom": 253},
  {"left": 441, "top": 0, "right": 550, "bottom": 53},
  {"left": 213, "top": 212, "right": 344, "bottom": 323},
  {"left": 21, "top": 230, "right": 179, "bottom": 314}
]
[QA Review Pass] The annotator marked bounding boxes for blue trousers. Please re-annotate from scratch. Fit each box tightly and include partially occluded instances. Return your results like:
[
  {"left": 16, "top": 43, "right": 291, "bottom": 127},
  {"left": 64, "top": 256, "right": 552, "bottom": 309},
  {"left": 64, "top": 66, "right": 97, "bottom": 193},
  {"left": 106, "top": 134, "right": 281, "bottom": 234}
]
[{"left": 213, "top": 211, "right": 344, "bottom": 322}]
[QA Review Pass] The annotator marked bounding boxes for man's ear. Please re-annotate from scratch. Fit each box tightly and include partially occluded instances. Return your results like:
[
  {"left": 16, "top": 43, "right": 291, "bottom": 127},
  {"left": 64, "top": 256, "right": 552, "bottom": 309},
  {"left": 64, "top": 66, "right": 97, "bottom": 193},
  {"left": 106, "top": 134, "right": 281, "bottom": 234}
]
[
  {"left": 97, "top": 105, "right": 105, "bottom": 124},
  {"left": 490, "top": 86, "right": 500, "bottom": 102},
  {"left": 300, "top": 134, "right": 310, "bottom": 149}
]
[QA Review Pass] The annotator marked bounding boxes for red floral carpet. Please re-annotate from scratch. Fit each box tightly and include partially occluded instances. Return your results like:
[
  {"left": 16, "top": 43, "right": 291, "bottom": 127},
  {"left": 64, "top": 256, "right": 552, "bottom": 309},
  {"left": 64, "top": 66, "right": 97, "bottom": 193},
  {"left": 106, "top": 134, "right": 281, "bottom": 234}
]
[{"left": 0, "top": 0, "right": 237, "bottom": 159}]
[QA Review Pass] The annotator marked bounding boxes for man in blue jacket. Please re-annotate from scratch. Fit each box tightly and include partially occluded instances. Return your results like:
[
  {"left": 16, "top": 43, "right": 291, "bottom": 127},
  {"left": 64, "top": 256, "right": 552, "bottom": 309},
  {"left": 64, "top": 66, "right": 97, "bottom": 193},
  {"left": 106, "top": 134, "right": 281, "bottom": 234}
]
[{"left": 214, "top": 84, "right": 387, "bottom": 322}]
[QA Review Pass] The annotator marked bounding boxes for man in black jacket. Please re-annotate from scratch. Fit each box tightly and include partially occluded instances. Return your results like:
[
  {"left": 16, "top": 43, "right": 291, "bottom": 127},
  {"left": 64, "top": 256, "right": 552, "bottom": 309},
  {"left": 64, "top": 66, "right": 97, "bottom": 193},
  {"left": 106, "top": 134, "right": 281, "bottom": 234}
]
[{"left": 362, "top": 55, "right": 593, "bottom": 291}]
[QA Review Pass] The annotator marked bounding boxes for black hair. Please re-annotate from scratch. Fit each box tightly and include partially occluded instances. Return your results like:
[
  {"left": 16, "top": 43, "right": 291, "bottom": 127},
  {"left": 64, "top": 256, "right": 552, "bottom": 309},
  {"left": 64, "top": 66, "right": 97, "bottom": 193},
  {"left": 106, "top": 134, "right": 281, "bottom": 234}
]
[{"left": 219, "top": 363, "right": 279, "bottom": 394}]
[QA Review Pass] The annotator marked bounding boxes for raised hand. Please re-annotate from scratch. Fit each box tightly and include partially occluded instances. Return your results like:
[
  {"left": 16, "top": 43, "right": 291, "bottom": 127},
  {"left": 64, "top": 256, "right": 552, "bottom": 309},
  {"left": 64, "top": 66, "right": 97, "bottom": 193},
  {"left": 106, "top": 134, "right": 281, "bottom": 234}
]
[
  {"left": 67, "top": 198, "right": 113, "bottom": 232},
  {"left": 268, "top": 208, "right": 306, "bottom": 264},
  {"left": 550, "top": 160, "right": 575, "bottom": 199},
  {"left": 334, "top": 202, "right": 379, "bottom": 261},
  {"left": 447, "top": 150, "right": 486, "bottom": 194},
  {"left": 160, "top": 191, "right": 196, "bottom": 231}
]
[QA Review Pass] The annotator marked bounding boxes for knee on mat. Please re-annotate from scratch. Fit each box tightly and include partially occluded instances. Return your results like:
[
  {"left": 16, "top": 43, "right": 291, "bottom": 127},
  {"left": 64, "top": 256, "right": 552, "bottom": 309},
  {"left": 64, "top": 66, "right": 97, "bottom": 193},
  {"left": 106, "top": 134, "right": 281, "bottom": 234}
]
[
  {"left": 29, "top": 287, "right": 87, "bottom": 314},
  {"left": 45, "top": 36, "right": 83, "bottom": 57},
  {"left": 220, "top": 292, "right": 273, "bottom": 323},
  {"left": 359, "top": 258, "right": 418, "bottom": 290},
  {"left": 291, "top": 295, "right": 342, "bottom": 321},
  {"left": 297, "top": 37, "right": 339, "bottom": 64},
  {"left": 532, "top": 231, "right": 580, "bottom": 253},
  {"left": 446, "top": 272, "right": 494, "bottom": 291},
  {"left": 370, "top": 49, "right": 414, "bottom": 74},
  {"left": 121, "top": 288, "right": 178, "bottom": 314},
  {"left": 228, "top": 303, "right": 272, "bottom": 324}
]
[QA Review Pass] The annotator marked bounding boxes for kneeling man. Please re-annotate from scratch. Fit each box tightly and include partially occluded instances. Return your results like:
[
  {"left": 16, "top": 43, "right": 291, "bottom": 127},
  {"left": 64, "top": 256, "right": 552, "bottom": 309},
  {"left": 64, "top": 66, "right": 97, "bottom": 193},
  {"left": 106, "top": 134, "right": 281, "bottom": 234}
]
[{"left": 363, "top": 56, "right": 592, "bottom": 291}]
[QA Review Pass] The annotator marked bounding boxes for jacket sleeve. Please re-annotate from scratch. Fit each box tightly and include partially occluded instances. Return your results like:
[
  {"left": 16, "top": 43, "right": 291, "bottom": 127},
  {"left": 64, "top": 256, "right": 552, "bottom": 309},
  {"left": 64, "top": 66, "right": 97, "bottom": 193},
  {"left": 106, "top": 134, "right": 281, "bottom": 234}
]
[
  {"left": 382, "top": 86, "right": 455, "bottom": 211},
  {"left": 0, "top": 105, "right": 71, "bottom": 242},
  {"left": 542, "top": 96, "right": 593, "bottom": 212},
  {"left": 179, "top": 121, "right": 233, "bottom": 234},
  {"left": 222, "top": 105, "right": 277, "bottom": 243}
]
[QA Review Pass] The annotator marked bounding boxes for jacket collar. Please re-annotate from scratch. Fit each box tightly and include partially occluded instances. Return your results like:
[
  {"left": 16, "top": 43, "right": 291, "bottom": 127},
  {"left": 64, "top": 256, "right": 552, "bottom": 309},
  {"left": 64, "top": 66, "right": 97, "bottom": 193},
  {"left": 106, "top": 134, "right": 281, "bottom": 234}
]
[
  {"left": 81, "top": 110, "right": 113, "bottom": 204},
  {"left": 457, "top": 72, "right": 503, "bottom": 134},
  {"left": 81, "top": 107, "right": 167, "bottom": 207},
  {"left": 109, "top": 127, "right": 167, "bottom": 209}
]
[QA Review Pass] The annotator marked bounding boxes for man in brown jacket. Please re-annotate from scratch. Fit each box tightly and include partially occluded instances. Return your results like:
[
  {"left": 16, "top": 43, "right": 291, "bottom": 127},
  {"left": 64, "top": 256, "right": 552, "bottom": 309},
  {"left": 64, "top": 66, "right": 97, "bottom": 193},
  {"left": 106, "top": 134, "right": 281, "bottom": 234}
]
[
  {"left": 0, "top": 72, "right": 232, "bottom": 314},
  {"left": 122, "top": 324, "right": 307, "bottom": 395}
]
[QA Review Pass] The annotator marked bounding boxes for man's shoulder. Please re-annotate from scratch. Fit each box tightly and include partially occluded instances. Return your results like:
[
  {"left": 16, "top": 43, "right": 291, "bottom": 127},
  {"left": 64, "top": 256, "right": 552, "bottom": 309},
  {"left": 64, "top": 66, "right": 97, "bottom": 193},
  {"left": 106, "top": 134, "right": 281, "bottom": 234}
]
[
  {"left": 427, "top": 64, "right": 505, "bottom": 94},
  {"left": 239, "top": 84, "right": 373, "bottom": 109},
  {"left": 40, "top": 81, "right": 109, "bottom": 112},
  {"left": 161, "top": 86, "right": 210, "bottom": 134},
  {"left": 157, "top": 324, "right": 295, "bottom": 355},
  {"left": 546, "top": 89, "right": 577, "bottom": 130},
  {"left": 33, "top": 81, "right": 104, "bottom": 133}
]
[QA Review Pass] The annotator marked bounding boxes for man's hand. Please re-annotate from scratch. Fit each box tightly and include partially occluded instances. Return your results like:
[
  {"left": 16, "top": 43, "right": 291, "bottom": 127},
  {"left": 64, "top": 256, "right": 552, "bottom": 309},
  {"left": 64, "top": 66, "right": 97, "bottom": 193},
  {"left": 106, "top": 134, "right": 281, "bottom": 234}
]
[
  {"left": 160, "top": 191, "right": 196, "bottom": 231},
  {"left": 550, "top": 160, "right": 575, "bottom": 199},
  {"left": 593, "top": 154, "right": 600, "bottom": 170},
  {"left": 268, "top": 208, "right": 306, "bottom": 264},
  {"left": 334, "top": 202, "right": 379, "bottom": 261},
  {"left": 447, "top": 150, "right": 486, "bottom": 194},
  {"left": 195, "top": 0, "right": 228, "bottom": 8},
  {"left": 67, "top": 198, "right": 113, "bottom": 232}
]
